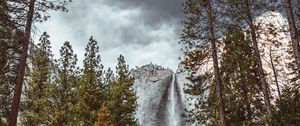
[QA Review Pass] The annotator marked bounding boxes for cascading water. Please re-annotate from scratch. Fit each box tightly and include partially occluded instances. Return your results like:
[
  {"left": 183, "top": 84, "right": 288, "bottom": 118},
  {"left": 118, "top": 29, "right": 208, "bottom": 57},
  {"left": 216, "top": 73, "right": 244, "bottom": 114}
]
[
  {"left": 132, "top": 64, "right": 187, "bottom": 126},
  {"left": 166, "top": 73, "right": 186, "bottom": 126},
  {"left": 167, "top": 73, "right": 177, "bottom": 126}
]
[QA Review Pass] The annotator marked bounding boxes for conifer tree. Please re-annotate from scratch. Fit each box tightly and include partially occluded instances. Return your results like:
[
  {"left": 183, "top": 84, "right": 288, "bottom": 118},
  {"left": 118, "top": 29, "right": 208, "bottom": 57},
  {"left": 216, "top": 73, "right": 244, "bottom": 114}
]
[
  {"left": 0, "top": 35, "right": 21, "bottom": 125},
  {"left": 220, "top": 27, "right": 267, "bottom": 125},
  {"left": 94, "top": 103, "right": 113, "bottom": 126},
  {"left": 283, "top": 0, "right": 300, "bottom": 78},
  {"left": 52, "top": 41, "right": 78, "bottom": 126},
  {"left": 9, "top": 0, "right": 35, "bottom": 123},
  {"left": 183, "top": 27, "right": 268, "bottom": 125},
  {"left": 244, "top": 0, "right": 273, "bottom": 117},
  {"left": 108, "top": 55, "right": 138, "bottom": 126},
  {"left": 0, "top": 0, "right": 20, "bottom": 125},
  {"left": 20, "top": 32, "right": 53, "bottom": 125},
  {"left": 222, "top": 0, "right": 273, "bottom": 119},
  {"left": 181, "top": 0, "right": 227, "bottom": 125},
  {"left": 76, "top": 36, "right": 104, "bottom": 125},
  {"left": 8, "top": 0, "right": 72, "bottom": 125},
  {"left": 0, "top": 1, "right": 23, "bottom": 124},
  {"left": 0, "top": 2, "right": 24, "bottom": 123},
  {"left": 182, "top": 46, "right": 213, "bottom": 125}
]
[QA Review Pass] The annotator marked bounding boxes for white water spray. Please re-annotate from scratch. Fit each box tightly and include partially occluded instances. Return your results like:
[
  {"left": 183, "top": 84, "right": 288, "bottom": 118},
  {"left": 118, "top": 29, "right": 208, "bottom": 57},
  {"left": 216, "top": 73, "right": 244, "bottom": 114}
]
[{"left": 167, "top": 73, "right": 178, "bottom": 126}]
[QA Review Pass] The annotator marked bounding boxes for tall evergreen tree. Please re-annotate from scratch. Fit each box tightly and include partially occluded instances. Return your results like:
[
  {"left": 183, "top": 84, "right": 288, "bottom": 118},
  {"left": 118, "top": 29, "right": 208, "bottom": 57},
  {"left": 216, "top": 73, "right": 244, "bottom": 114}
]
[
  {"left": 7, "top": 0, "right": 72, "bottom": 125},
  {"left": 76, "top": 36, "right": 104, "bottom": 125},
  {"left": 220, "top": 27, "right": 267, "bottom": 125},
  {"left": 108, "top": 55, "right": 138, "bottom": 126},
  {"left": 222, "top": 0, "right": 273, "bottom": 119},
  {"left": 244, "top": 0, "right": 273, "bottom": 117},
  {"left": 183, "top": 27, "right": 268, "bottom": 125},
  {"left": 20, "top": 32, "right": 53, "bottom": 125},
  {"left": 0, "top": 1, "right": 23, "bottom": 124},
  {"left": 181, "top": 0, "right": 227, "bottom": 125},
  {"left": 283, "top": 0, "right": 300, "bottom": 78},
  {"left": 52, "top": 41, "right": 78, "bottom": 126},
  {"left": 9, "top": 1, "right": 35, "bottom": 124}
]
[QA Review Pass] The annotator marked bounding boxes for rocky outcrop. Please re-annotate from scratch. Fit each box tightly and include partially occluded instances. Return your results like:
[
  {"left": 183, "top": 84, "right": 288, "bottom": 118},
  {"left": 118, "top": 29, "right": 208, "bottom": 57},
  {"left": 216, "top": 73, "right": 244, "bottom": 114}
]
[{"left": 131, "top": 64, "right": 187, "bottom": 126}]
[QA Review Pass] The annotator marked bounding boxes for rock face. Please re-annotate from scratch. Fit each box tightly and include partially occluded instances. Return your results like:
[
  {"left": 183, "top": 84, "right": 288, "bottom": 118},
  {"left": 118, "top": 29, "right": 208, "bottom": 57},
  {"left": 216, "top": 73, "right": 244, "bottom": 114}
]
[{"left": 131, "top": 64, "right": 187, "bottom": 126}]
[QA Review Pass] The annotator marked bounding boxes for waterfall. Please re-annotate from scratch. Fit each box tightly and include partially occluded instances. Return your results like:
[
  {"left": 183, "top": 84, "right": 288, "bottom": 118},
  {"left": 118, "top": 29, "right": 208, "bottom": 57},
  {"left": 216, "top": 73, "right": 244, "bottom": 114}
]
[
  {"left": 166, "top": 73, "right": 185, "bottom": 126},
  {"left": 168, "top": 73, "right": 177, "bottom": 126}
]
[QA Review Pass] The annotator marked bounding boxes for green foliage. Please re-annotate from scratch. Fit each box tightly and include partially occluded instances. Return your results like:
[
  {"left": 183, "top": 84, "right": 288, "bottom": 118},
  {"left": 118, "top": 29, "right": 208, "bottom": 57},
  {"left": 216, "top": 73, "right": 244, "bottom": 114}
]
[
  {"left": 94, "top": 103, "right": 113, "bottom": 126},
  {"left": 182, "top": 27, "right": 270, "bottom": 125},
  {"left": 220, "top": 27, "right": 267, "bottom": 125},
  {"left": 271, "top": 86, "right": 300, "bottom": 125},
  {"left": 0, "top": 1, "right": 23, "bottom": 124},
  {"left": 21, "top": 32, "right": 53, "bottom": 125},
  {"left": 76, "top": 36, "right": 104, "bottom": 125},
  {"left": 51, "top": 41, "right": 78, "bottom": 126},
  {"left": 7, "top": 0, "right": 72, "bottom": 24},
  {"left": 17, "top": 37, "right": 139, "bottom": 125},
  {"left": 0, "top": 0, "right": 72, "bottom": 124},
  {"left": 107, "top": 55, "right": 139, "bottom": 126},
  {"left": 181, "top": 1, "right": 223, "bottom": 125},
  {"left": 286, "top": 42, "right": 300, "bottom": 87}
]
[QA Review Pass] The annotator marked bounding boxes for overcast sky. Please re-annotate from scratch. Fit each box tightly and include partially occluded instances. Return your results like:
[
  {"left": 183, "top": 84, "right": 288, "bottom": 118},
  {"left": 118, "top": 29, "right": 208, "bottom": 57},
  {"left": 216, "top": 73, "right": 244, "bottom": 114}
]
[{"left": 34, "top": 0, "right": 184, "bottom": 71}]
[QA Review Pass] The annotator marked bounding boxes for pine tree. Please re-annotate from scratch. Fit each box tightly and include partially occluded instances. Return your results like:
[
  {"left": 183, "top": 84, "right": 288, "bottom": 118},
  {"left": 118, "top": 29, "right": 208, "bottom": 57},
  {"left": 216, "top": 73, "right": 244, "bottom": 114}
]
[
  {"left": 76, "top": 36, "right": 104, "bottom": 125},
  {"left": 222, "top": 0, "right": 273, "bottom": 119},
  {"left": 181, "top": 0, "right": 227, "bottom": 125},
  {"left": 8, "top": 0, "right": 72, "bottom": 125},
  {"left": 94, "top": 103, "right": 113, "bottom": 126},
  {"left": 244, "top": 0, "right": 273, "bottom": 117},
  {"left": 0, "top": 1, "right": 23, "bottom": 124},
  {"left": 52, "top": 41, "right": 78, "bottom": 126},
  {"left": 283, "top": 0, "right": 300, "bottom": 78},
  {"left": 0, "top": 35, "right": 21, "bottom": 125},
  {"left": 220, "top": 27, "right": 267, "bottom": 125},
  {"left": 9, "top": 0, "right": 35, "bottom": 124},
  {"left": 183, "top": 27, "right": 269, "bottom": 125},
  {"left": 107, "top": 55, "right": 138, "bottom": 126},
  {"left": 20, "top": 32, "right": 53, "bottom": 125}
]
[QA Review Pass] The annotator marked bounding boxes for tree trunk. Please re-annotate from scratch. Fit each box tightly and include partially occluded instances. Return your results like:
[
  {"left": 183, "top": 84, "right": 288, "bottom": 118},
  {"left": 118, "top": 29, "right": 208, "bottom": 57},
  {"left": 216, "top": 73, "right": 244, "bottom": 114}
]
[
  {"left": 8, "top": 0, "right": 35, "bottom": 125},
  {"left": 206, "top": 0, "right": 227, "bottom": 126},
  {"left": 269, "top": 46, "right": 281, "bottom": 97},
  {"left": 284, "top": 0, "right": 300, "bottom": 77},
  {"left": 244, "top": 0, "right": 272, "bottom": 119}
]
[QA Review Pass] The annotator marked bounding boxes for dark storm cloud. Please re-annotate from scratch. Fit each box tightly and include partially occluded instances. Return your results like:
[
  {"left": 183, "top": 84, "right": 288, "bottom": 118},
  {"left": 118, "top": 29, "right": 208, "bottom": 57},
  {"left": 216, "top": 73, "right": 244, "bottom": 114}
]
[
  {"left": 54, "top": 0, "right": 184, "bottom": 46},
  {"left": 36, "top": 0, "right": 184, "bottom": 70},
  {"left": 106, "top": 0, "right": 184, "bottom": 27}
]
